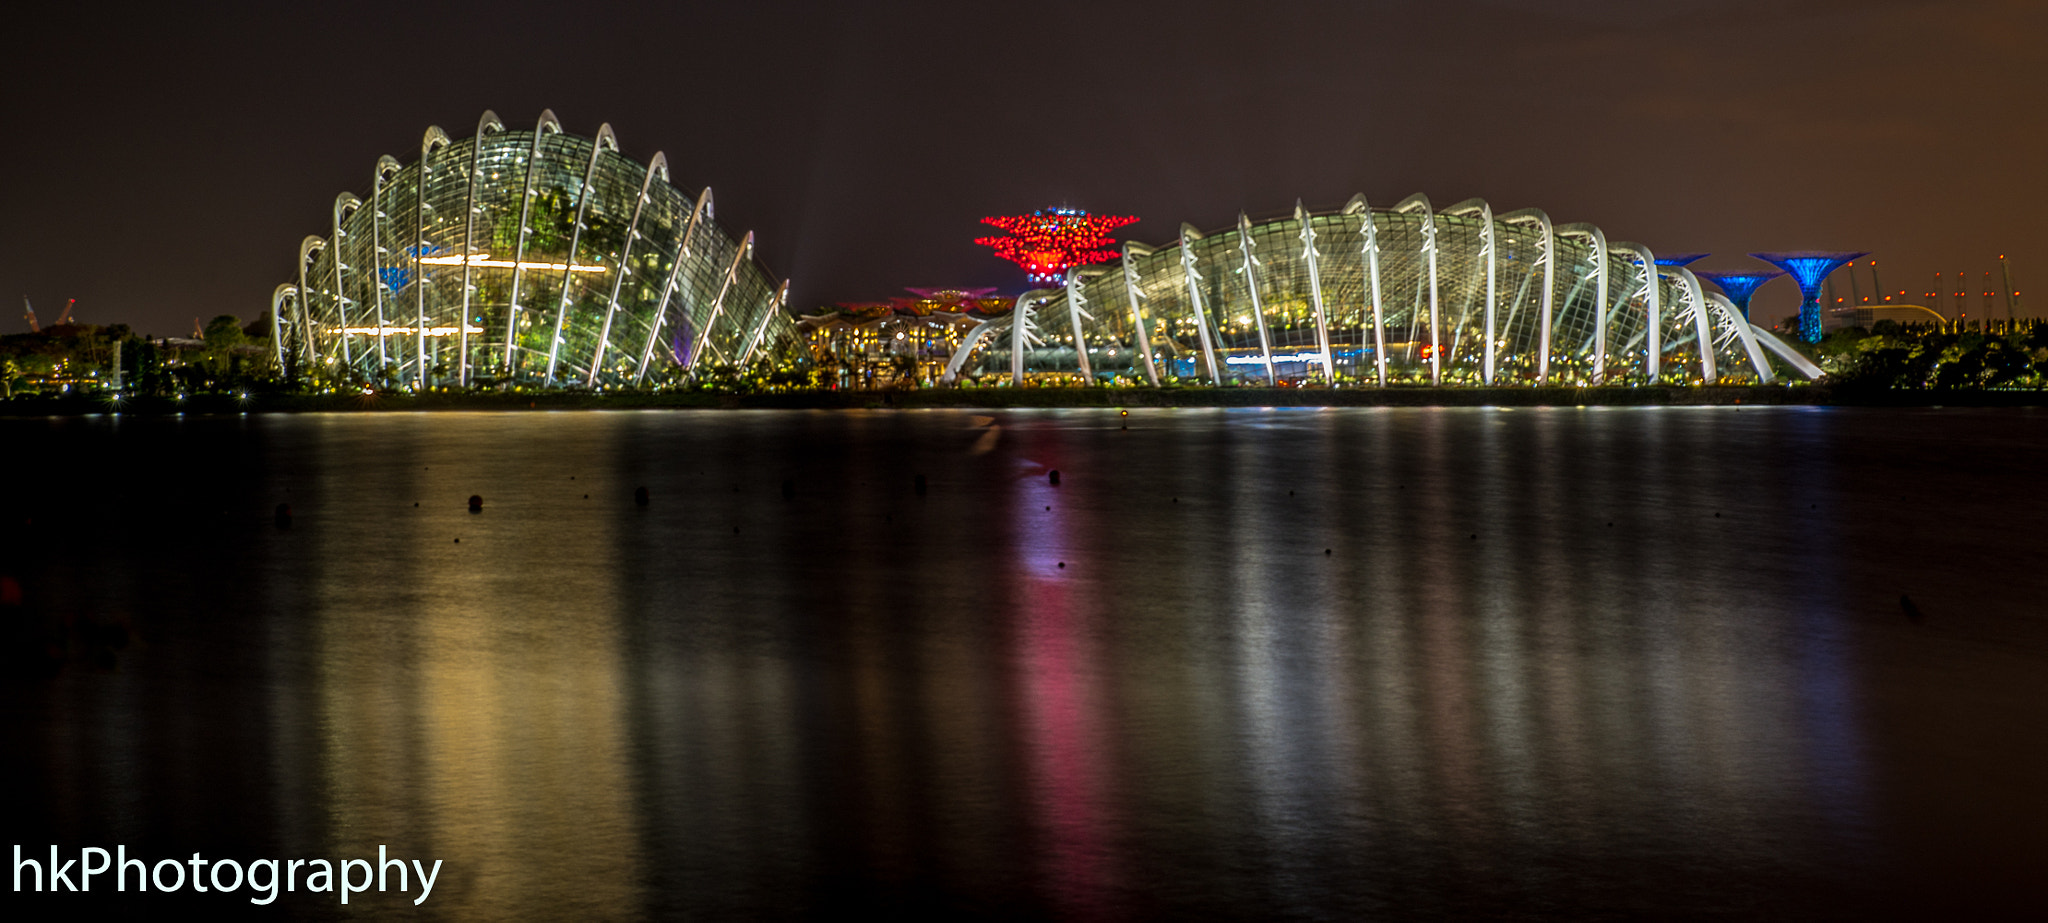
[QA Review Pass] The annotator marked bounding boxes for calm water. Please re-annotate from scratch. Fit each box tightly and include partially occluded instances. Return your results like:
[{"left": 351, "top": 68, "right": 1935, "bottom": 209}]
[{"left": 5, "top": 407, "right": 2047, "bottom": 919}]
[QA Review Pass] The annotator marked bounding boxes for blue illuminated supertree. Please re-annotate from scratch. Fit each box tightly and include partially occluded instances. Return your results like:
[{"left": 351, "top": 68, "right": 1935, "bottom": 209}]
[
  {"left": 1694, "top": 270, "right": 1786, "bottom": 321},
  {"left": 1654, "top": 252, "right": 1709, "bottom": 267},
  {"left": 1751, "top": 251, "right": 1868, "bottom": 343}
]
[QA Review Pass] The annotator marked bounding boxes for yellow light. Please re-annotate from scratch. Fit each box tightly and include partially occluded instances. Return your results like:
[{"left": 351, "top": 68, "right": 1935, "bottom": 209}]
[
  {"left": 331, "top": 325, "right": 485, "bottom": 336},
  {"left": 416, "top": 254, "right": 607, "bottom": 273}
]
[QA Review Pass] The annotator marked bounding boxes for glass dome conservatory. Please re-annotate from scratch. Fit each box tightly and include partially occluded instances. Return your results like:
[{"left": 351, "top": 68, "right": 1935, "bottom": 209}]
[
  {"left": 272, "top": 110, "right": 798, "bottom": 388},
  {"left": 947, "top": 195, "right": 1822, "bottom": 386}
]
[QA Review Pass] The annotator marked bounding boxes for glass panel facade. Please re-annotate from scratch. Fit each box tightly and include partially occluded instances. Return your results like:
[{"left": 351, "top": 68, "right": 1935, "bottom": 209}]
[
  {"left": 285, "top": 117, "right": 791, "bottom": 389},
  {"left": 1023, "top": 203, "right": 1771, "bottom": 386}
]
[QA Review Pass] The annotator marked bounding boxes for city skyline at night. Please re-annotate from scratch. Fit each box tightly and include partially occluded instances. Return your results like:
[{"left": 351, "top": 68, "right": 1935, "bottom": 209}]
[
  {"left": 3, "top": 0, "right": 2042, "bottom": 340},
  {"left": 9, "top": 5, "right": 2048, "bottom": 918}
]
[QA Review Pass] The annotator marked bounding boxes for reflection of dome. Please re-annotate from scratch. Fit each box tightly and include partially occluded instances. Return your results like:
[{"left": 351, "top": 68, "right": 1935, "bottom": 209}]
[
  {"left": 952, "top": 196, "right": 1821, "bottom": 386},
  {"left": 273, "top": 110, "right": 797, "bottom": 388}
]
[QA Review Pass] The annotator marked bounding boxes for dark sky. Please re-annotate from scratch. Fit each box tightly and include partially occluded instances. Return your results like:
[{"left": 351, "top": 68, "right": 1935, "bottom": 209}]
[{"left": 5, "top": 0, "right": 2043, "bottom": 336}]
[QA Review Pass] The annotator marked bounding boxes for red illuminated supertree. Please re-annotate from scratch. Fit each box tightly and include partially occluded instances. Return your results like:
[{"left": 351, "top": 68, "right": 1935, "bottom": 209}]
[{"left": 975, "top": 207, "right": 1138, "bottom": 287}]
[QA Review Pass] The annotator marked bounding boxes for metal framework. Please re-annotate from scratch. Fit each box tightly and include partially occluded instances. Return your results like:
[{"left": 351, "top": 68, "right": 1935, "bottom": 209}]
[
  {"left": 1443, "top": 199, "right": 1496, "bottom": 383},
  {"left": 328, "top": 194, "right": 361, "bottom": 368},
  {"left": 1295, "top": 201, "right": 1336, "bottom": 382},
  {"left": 270, "top": 284, "right": 298, "bottom": 372},
  {"left": 1120, "top": 241, "right": 1162, "bottom": 385},
  {"left": 415, "top": 126, "right": 452, "bottom": 384},
  {"left": 1237, "top": 212, "right": 1278, "bottom": 385},
  {"left": 542, "top": 122, "right": 616, "bottom": 385},
  {"left": 635, "top": 188, "right": 712, "bottom": 386},
  {"left": 1499, "top": 209, "right": 1554, "bottom": 383},
  {"left": 1179, "top": 224, "right": 1222, "bottom": 385},
  {"left": 281, "top": 110, "right": 796, "bottom": 388},
  {"left": 458, "top": 111, "right": 505, "bottom": 386},
  {"left": 946, "top": 195, "right": 1816, "bottom": 387},
  {"left": 1065, "top": 266, "right": 1109, "bottom": 381},
  {"left": 1554, "top": 224, "right": 1606, "bottom": 383},
  {"left": 587, "top": 152, "right": 665, "bottom": 385},
  {"left": 1610, "top": 243, "right": 1662, "bottom": 380}
]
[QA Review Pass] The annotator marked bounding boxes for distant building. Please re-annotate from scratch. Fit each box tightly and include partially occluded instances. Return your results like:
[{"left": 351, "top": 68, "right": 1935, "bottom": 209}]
[{"left": 799, "top": 289, "right": 1015, "bottom": 387}]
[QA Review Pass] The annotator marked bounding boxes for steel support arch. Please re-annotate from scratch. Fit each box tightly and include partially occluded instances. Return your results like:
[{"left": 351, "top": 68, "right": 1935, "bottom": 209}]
[
  {"left": 1005, "top": 288, "right": 1061, "bottom": 385},
  {"left": 1009, "top": 290, "right": 1032, "bottom": 385},
  {"left": 1295, "top": 202, "right": 1336, "bottom": 383},
  {"left": 942, "top": 319, "right": 1000, "bottom": 383},
  {"left": 1557, "top": 224, "right": 1607, "bottom": 384},
  {"left": 1394, "top": 194, "right": 1440, "bottom": 384},
  {"left": 738, "top": 280, "right": 789, "bottom": 367},
  {"left": 634, "top": 187, "right": 712, "bottom": 386},
  {"left": 296, "top": 236, "right": 324, "bottom": 367},
  {"left": 1342, "top": 195, "right": 1387, "bottom": 386},
  {"left": 1705, "top": 292, "right": 1774, "bottom": 384},
  {"left": 1748, "top": 324, "right": 1824, "bottom": 379},
  {"left": 1119, "top": 242, "right": 1161, "bottom": 385},
  {"left": 1445, "top": 200, "right": 1497, "bottom": 383},
  {"left": 501, "top": 109, "right": 563, "bottom": 376},
  {"left": 1236, "top": 213, "right": 1278, "bottom": 385},
  {"left": 269, "top": 284, "right": 298, "bottom": 374},
  {"left": 543, "top": 123, "right": 616, "bottom": 384},
  {"left": 689, "top": 231, "right": 753, "bottom": 370},
  {"left": 330, "top": 193, "right": 362, "bottom": 368},
  {"left": 458, "top": 110, "right": 504, "bottom": 387},
  {"left": 1179, "top": 224, "right": 1222, "bottom": 385},
  {"left": 370, "top": 155, "right": 401, "bottom": 375},
  {"left": 1499, "top": 209, "right": 1554, "bottom": 384},
  {"left": 1610, "top": 243, "right": 1661, "bottom": 381},
  {"left": 586, "top": 150, "right": 665, "bottom": 386},
  {"left": 1663, "top": 266, "right": 1718, "bottom": 383},
  {"left": 413, "top": 126, "right": 451, "bottom": 388},
  {"left": 1065, "top": 266, "right": 1109, "bottom": 382}
]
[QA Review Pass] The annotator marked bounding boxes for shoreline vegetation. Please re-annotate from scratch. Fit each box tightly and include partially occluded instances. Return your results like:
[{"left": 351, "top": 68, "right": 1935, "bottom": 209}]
[
  {"left": 7, "top": 316, "right": 2048, "bottom": 415},
  {"left": 5, "top": 384, "right": 2048, "bottom": 416}
]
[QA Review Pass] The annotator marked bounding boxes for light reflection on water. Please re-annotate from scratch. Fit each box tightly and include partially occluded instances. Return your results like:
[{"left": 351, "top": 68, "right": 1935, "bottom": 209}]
[{"left": 6, "top": 407, "right": 2048, "bottom": 918}]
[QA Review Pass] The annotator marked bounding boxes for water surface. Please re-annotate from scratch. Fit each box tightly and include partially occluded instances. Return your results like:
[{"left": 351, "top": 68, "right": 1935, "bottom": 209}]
[{"left": 5, "top": 407, "right": 2047, "bottom": 919}]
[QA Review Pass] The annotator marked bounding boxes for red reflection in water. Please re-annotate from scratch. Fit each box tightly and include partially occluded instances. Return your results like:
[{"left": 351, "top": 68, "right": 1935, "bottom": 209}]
[{"left": 1007, "top": 463, "right": 1120, "bottom": 919}]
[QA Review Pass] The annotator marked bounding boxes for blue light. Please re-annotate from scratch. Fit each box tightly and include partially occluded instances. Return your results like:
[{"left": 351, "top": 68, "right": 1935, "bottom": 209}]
[
  {"left": 1695, "top": 270, "right": 1786, "bottom": 320},
  {"left": 1751, "top": 251, "right": 1867, "bottom": 342}
]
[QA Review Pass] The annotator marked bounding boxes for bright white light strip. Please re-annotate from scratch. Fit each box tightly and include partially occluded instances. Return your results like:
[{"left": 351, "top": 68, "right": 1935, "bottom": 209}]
[
  {"left": 1224, "top": 352, "right": 1327, "bottom": 365},
  {"left": 333, "top": 325, "right": 485, "bottom": 336},
  {"left": 417, "top": 254, "right": 607, "bottom": 273}
]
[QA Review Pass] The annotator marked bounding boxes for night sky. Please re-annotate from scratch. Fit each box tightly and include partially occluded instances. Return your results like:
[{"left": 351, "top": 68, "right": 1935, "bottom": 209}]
[{"left": 6, "top": 0, "right": 2043, "bottom": 337}]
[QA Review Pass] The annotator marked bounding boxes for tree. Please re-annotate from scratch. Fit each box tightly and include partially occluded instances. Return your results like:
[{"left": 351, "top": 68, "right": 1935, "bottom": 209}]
[
  {"left": 202, "top": 314, "right": 246, "bottom": 378},
  {"left": 203, "top": 315, "right": 246, "bottom": 350}
]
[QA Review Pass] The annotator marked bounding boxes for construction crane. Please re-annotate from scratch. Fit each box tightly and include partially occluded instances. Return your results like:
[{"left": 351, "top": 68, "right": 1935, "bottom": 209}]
[
  {"left": 53, "top": 298, "right": 74, "bottom": 326},
  {"left": 22, "top": 296, "right": 37, "bottom": 333},
  {"left": 2000, "top": 254, "right": 2021, "bottom": 320}
]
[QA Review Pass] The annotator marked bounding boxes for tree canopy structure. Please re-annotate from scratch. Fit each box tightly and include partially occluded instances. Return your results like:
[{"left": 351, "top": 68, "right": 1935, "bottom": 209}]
[{"left": 976, "top": 208, "right": 1138, "bottom": 287}]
